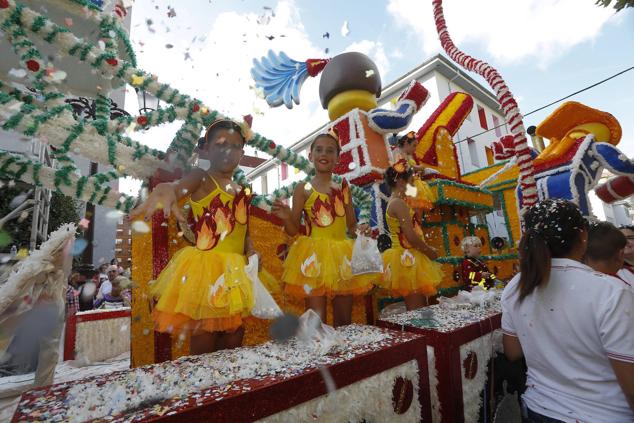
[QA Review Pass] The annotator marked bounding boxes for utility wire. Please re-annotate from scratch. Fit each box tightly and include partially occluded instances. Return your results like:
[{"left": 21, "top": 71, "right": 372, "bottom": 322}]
[{"left": 453, "top": 65, "right": 634, "bottom": 146}]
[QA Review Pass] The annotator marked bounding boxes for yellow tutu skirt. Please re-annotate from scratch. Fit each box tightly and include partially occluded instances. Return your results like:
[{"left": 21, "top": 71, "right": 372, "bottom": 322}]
[
  {"left": 150, "top": 246, "right": 258, "bottom": 334},
  {"left": 282, "top": 236, "right": 375, "bottom": 298},
  {"left": 406, "top": 178, "right": 436, "bottom": 211},
  {"left": 380, "top": 247, "right": 443, "bottom": 297}
]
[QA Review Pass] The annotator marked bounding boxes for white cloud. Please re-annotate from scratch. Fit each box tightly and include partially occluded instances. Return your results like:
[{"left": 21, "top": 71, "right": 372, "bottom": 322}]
[
  {"left": 387, "top": 0, "right": 617, "bottom": 68},
  {"left": 120, "top": 0, "right": 329, "bottom": 194},
  {"left": 128, "top": 0, "right": 327, "bottom": 153}
]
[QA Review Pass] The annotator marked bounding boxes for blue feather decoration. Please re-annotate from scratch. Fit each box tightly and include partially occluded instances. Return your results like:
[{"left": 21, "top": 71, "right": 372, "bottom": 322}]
[{"left": 251, "top": 50, "right": 308, "bottom": 109}]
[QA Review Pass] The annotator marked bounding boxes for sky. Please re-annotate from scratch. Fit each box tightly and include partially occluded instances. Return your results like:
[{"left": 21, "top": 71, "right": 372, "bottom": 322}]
[{"left": 120, "top": 0, "right": 634, "bottom": 194}]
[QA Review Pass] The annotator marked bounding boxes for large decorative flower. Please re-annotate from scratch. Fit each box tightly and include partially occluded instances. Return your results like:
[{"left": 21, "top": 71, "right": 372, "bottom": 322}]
[{"left": 311, "top": 197, "right": 334, "bottom": 227}]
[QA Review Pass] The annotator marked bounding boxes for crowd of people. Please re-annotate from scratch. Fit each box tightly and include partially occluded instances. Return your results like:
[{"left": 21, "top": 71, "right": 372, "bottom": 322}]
[{"left": 65, "top": 258, "right": 132, "bottom": 318}]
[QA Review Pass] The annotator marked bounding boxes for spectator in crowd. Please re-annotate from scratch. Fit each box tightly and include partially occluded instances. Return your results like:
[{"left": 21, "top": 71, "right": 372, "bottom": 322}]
[
  {"left": 96, "top": 265, "right": 117, "bottom": 301},
  {"left": 110, "top": 258, "right": 124, "bottom": 275},
  {"left": 502, "top": 199, "right": 634, "bottom": 422},
  {"left": 584, "top": 221, "right": 631, "bottom": 287},
  {"left": 77, "top": 264, "right": 98, "bottom": 312},
  {"left": 94, "top": 276, "right": 131, "bottom": 309},
  {"left": 65, "top": 272, "right": 80, "bottom": 317},
  {"left": 97, "top": 263, "right": 109, "bottom": 287},
  {"left": 618, "top": 225, "right": 634, "bottom": 285}
]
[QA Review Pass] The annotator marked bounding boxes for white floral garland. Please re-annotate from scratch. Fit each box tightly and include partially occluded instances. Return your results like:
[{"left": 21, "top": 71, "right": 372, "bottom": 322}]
[
  {"left": 459, "top": 329, "right": 503, "bottom": 423},
  {"left": 258, "top": 360, "right": 420, "bottom": 423},
  {"left": 427, "top": 346, "right": 441, "bottom": 423},
  {"left": 74, "top": 310, "right": 131, "bottom": 363}
]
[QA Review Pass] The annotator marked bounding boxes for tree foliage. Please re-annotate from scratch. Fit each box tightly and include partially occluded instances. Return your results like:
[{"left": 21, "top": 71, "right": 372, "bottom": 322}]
[
  {"left": 0, "top": 183, "right": 80, "bottom": 252},
  {"left": 595, "top": 0, "right": 634, "bottom": 11}
]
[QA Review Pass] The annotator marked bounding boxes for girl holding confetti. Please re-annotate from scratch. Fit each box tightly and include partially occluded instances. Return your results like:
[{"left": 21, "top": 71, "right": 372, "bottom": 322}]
[
  {"left": 272, "top": 133, "right": 374, "bottom": 326},
  {"left": 381, "top": 160, "right": 442, "bottom": 310},
  {"left": 131, "top": 119, "right": 263, "bottom": 355}
]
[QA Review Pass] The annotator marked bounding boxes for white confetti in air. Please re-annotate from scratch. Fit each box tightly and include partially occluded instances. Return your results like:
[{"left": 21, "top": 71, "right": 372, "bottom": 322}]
[
  {"left": 348, "top": 162, "right": 357, "bottom": 170},
  {"left": 304, "top": 182, "right": 312, "bottom": 191},
  {"left": 365, "top": 69, "right": 374, "bottom": 78},
  {"left": 341, "top": 20, "right": 350, "bottom": 37},
  {"left": 142, "top": 328, "right": 150, "bottom": 335},
  {"left": 131, "top": 220, "right": 150, "bottom": 233},
  {"left": 303, "top": 284, "right": 312, "bottom": 294},
  {"left": 106, "top": 210, "right": 125, "bottom": 220}
]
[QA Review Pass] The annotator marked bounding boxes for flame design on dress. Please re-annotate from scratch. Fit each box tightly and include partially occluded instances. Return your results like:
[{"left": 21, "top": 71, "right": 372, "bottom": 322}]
[
  {"left": 208, "top": 273, "right": 228, "bottom": 308},
  {"left": 301, "top": 253, "right": 321, "bottom": 278},
  {"left": 400, "top": 249, "right": 416, "bottom": 267},
  {"left": 311, "top": 197, "right": 335, "bottom": 227},
  {"left": 195, "top": 219, "right": 218, "bottom": 250},
  {"left": 332, "top": 189, "right": 346, "bottom": 217},
  {"left": 341, "top": 179, "right": 351, "bottom": 205},
  {"left": 208, "top": 196, "right": 235, "bottom": 239},
  {"left": 232, "top": 188, "right": 251, "bottom": 225}
]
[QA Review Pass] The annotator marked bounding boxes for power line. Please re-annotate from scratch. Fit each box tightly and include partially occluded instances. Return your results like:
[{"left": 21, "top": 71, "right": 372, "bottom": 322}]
[{"left": 453, "top": 65, "right": 634, "bottom": 146}]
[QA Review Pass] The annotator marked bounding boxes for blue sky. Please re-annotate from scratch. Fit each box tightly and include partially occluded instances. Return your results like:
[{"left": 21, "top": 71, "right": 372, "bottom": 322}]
[{"left": 123, "top": 0, "right": 634, "bottom": 192}]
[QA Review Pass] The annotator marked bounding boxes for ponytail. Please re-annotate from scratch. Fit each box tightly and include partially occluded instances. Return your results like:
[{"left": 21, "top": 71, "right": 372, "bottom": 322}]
[
  {"left": 517, "top": 199, "right": 586, "bottom": 302},
  {"left": 518, "top": 230, "right": 552, "bottom": 301}
]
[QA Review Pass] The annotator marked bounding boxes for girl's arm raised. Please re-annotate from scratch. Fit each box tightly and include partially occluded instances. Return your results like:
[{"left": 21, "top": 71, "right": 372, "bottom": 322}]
[
  {"left": 130, "top": 168, "right": 206, "bottom": 222},
  {"left": 272, "top": 182, "right": 307, "bottom": 236},
  {"left": 389, "top": 199, "right": 438, "bottom": 259}
]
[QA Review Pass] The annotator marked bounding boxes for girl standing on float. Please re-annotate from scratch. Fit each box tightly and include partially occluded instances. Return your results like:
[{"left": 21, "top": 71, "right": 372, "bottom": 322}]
[
  {"left": 131, "top": 119, "right": 262, "bottom": 355},
  {"left": 272, "top": 133, "right": 374, "bottom": 326},
  {"left": 392, "top": 131, "right": 436, "bottom": 211},
  {"left": 380, "top": 160, "right": 442, "bottom": 310}
]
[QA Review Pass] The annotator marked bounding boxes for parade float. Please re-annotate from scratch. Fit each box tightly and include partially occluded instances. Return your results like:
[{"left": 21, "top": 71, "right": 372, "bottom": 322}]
[{"left": 1, "top": 0, "right": 633, "bottom": 422}]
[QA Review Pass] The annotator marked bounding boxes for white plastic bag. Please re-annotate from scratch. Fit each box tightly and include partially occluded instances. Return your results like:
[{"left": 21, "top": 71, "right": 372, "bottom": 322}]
[
  {"left": 297, "top": 310, "right": 344, "bottom": 355},
  {"left": 244, "top": 255, "right": 283, "bottom": 319},
  {"left": 351, "top": 234, "right": 383, "bottom": 275}
]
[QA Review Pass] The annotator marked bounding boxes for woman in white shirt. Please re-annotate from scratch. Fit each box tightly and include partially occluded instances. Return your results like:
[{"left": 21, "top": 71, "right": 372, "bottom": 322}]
[{"left": 502, "top": 199, "right": 634, "bottom": 423}]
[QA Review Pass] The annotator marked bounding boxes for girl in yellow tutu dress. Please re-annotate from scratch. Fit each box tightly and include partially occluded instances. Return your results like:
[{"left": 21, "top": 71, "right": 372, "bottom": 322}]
[
  {"left": 272, "top": 133, "right": 374, "bottom": 326},
  {"left": 381, "top": 160, "right": 443, "bottom": 310},
  {"left": 130, "top": 119, "right": 263, "bottom": 355},
  {"left": 393, "top": 131, "right": 437, "bottom": 211}
]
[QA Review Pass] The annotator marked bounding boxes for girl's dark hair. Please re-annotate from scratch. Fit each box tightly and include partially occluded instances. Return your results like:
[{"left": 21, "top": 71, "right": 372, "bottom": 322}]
[
  {"left": 397, "top": 131, "right": 416, "bottom": 147},
  {"left": 309, "top": 133, "right": 340, "bottom": 155},
  {"left": 384, "top": 165, "right": 414, "bottom": 188},
  {"left": 518, "top": 199, "right": 587, "bottom": 302},
  {"left": 197, "top": 120, "right": 245, "bottom": 150}
]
